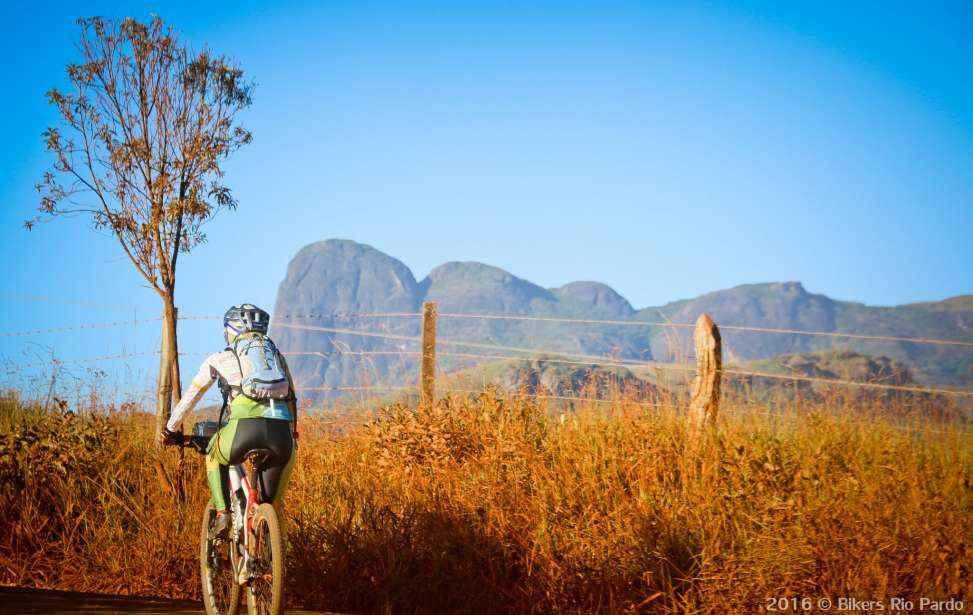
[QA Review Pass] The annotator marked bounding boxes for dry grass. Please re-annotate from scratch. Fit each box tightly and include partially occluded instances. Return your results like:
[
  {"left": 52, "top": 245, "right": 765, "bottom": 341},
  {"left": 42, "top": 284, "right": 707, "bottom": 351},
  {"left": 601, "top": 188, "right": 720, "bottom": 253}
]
[{"left": 1, "top": 388, "right": 970, "bottom": 613}]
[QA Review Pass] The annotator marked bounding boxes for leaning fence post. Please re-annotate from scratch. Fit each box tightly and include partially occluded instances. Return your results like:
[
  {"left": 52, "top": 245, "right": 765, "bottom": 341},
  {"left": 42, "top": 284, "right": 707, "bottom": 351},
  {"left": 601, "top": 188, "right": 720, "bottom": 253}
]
[
  {"left": 689, "top": 313, "right": 721, "bottom": 431},
  {"left": 420, "top": 301, "right": 438, "bottom": 407}
]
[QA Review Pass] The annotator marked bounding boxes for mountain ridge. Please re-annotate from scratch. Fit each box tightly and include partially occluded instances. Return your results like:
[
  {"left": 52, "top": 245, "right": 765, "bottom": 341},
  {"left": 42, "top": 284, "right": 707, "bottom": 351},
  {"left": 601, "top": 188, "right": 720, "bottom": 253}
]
[{"left": 272, "top": 239, "right": 972, "bottom": 392}]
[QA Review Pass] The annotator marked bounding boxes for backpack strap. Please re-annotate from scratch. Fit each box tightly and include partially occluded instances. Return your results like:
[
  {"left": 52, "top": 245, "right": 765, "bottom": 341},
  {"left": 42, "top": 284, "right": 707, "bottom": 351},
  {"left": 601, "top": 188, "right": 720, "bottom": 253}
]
[{"left": 217, "top": 345, "right": 234, "bottom": 425}]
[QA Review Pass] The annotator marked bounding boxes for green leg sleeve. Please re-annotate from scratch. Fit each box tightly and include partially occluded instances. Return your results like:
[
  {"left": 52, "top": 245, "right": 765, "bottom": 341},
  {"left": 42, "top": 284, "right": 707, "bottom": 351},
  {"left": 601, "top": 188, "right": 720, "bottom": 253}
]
[{"left": 206, "top": 420, "right": 238, "bottom": 511}]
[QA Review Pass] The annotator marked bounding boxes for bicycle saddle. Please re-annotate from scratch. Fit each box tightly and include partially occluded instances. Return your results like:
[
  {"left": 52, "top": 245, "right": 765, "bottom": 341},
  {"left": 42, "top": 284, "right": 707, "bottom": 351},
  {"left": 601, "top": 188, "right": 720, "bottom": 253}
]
[{"left": 244, "top": 448, "right": 276, "bottom": 468}]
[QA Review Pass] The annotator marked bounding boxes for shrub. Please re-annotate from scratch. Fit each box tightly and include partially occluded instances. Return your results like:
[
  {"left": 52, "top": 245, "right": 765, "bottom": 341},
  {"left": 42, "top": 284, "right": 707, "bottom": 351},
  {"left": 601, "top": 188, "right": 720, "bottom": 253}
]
[{"left": 1, "top": 389, "right": 969, "bottom": 613}]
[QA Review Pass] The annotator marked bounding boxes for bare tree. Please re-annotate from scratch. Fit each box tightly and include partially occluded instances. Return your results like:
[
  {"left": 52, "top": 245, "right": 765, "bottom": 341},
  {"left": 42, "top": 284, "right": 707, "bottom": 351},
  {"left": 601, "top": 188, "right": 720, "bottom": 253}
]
[{"left": 29, "top": 16, "right": 253, "bottom": 440}]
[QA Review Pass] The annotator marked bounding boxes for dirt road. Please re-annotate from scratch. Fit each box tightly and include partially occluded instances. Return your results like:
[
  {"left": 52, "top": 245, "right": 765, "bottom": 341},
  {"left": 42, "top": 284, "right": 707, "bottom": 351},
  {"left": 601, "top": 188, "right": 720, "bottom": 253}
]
[{"left": 0, "top": 586, "right": 340, "bottom": 614}]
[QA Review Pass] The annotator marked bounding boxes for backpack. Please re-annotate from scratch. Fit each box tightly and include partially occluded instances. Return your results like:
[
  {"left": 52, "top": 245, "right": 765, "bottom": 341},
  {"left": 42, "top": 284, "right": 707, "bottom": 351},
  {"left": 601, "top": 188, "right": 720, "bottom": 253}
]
[{"left": 229, "top": 333, "right": 291, "bottom": 401}]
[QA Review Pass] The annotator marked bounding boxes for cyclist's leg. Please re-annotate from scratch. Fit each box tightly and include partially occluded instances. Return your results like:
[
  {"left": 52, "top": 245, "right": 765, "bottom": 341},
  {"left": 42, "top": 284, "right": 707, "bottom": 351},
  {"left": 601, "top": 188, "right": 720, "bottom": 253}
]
[
  {"left": 255, "top": 419, "right": 295, "bottom": 505},
  {"left": 262, "top": 450, "right": 295, "bottom": 507},
  {"left": 206, "top": 419, "right": 239, "bottom": 511}
]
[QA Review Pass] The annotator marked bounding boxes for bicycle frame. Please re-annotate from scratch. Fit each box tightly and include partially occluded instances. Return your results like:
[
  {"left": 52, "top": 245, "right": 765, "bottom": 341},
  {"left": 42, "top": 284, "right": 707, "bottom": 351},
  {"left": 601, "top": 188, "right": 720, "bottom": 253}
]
[
  {"left": 229, "top": 454, "right": 271, "bottom": 584},
  {"left": 180, "top": 431, "right": 285, "bottom": 615},
  {"left": 184, "top": 436, "right": 263, "bottom": 583}
]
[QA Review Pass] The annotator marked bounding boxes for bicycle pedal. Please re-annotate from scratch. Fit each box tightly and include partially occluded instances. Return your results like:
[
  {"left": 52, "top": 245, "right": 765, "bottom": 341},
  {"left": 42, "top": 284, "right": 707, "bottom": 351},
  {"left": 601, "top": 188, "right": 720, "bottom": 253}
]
[{"left": 208, "top": 512, "right": 231, "bottom": 541}]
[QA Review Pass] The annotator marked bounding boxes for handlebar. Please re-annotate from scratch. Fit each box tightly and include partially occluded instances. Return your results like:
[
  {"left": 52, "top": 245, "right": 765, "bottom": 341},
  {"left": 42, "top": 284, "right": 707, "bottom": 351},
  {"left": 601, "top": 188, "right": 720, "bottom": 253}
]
[{"left": 165, "top": 435, "right": 210, "bottom": 454}]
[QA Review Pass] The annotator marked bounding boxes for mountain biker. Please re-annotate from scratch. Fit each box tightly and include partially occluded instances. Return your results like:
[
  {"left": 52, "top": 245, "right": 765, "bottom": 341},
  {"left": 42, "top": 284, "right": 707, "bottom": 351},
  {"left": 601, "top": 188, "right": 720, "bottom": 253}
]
[{"left": 161, "top": 304, "right": 297, "bottom": 540}]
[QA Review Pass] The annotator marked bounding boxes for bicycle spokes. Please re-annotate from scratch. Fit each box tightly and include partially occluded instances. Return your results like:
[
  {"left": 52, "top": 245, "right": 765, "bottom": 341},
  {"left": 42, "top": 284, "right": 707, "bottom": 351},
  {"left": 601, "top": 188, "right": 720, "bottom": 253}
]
[
  {"left": 200, "top": 503, "right": 242, "bottom": 615},
  {"left": 250, "top": 517, "right": 275, "bottom": 614},
  {"left": 208, "top": 541, "right": 235, "bottom": 611}
]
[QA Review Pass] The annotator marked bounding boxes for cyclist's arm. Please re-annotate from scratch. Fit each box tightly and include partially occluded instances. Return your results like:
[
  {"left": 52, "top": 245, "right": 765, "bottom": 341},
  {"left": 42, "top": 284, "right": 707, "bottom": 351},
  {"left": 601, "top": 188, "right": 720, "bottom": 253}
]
[{"left": 166, "top": 354, "right": 218, "bottom": 432}]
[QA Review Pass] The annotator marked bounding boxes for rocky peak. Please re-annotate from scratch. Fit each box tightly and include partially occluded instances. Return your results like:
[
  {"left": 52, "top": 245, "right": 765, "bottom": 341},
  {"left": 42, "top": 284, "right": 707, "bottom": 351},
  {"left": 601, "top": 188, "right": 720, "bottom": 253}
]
[
  {"left": 420, "top": 261, "right": 556, "bottom": 314},
  {"left": 553, "top": 281, "right": 634, "bottom": 317},
  {"left": 271, "top": 239, "right": 422, "bottom": 393},
  {"left": 273, "top": 239, "right": 420, "bottom": 316},
  {"left": 643, "top": 282, "right": 836, "bottom": 361}
]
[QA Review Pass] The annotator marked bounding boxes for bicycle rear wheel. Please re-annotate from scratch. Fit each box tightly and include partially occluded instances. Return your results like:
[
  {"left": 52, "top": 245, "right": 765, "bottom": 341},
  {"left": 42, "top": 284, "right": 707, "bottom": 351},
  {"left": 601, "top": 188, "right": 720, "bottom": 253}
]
[
  {"left": 246, "top": 503, "right": 285, "bottom": 615},
  {"left": 200, "top": 502, "right": 243, "bottom": 615}
]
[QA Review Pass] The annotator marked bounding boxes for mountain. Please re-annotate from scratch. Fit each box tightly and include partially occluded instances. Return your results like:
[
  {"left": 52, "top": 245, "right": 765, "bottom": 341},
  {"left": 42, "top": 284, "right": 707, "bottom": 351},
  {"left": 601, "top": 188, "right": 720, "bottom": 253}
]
[
  {"left": 272, "top": 239, "right": 972, "bottom": 395},
  {"left": 637, "top": 282, "right": 835, "bottom": 361},
  {"left": 639, "top": 284, "right": 973, "bottom": 385},
  {"left": 271, "top": 240, "right": 424, "bottom": 393}
]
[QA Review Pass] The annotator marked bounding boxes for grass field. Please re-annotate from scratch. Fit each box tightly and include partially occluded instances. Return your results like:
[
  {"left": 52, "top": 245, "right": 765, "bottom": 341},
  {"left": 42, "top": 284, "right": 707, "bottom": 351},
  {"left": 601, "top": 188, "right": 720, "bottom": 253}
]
[{"left": 1, "top": 388, "right": 970, "bottom": 614}]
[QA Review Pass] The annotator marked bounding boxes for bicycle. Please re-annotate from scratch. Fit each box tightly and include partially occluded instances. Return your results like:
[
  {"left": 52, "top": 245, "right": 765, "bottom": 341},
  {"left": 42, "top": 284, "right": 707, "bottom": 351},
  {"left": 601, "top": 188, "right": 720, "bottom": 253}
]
[{"left": 176, "top": 421, "right": 286, "bottom": 615}]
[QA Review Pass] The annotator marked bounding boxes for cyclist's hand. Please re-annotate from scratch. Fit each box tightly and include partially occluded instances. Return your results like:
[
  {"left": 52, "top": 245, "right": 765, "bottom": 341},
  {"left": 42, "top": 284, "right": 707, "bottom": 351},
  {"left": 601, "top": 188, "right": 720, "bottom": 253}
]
[{"left": 161, "top": 427, "right": 184, "bottom": 446}]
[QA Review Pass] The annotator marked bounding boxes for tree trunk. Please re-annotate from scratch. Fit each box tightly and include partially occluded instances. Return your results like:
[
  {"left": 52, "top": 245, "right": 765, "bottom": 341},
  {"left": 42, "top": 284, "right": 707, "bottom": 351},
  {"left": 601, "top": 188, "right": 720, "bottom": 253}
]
[
  {"left": 169, "top": 306, "right": 182, "bottom": 405},
  {"left": 155, "top": 293, "right": 178, "bottom": 444}
]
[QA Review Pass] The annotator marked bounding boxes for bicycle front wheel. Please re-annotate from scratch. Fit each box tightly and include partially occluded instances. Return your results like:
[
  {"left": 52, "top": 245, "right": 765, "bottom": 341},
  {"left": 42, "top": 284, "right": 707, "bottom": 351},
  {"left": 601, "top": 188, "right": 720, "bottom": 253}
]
[
  {"left": 246, "top": 503, "right": 285, "bottom": 615},
  {"left": 200, "top": 502, "right": 243, "bottom": 615}
]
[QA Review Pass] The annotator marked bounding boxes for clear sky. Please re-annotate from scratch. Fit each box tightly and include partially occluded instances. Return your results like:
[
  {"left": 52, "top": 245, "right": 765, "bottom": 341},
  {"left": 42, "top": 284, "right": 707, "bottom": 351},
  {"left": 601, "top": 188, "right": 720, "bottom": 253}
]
[{"left": 1, "top": 1, "right": 972, "bottom": 394}]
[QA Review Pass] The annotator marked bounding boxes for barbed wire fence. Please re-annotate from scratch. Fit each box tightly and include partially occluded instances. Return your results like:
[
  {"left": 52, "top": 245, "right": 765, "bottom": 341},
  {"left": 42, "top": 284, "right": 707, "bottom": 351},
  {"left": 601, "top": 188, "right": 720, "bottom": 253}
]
[{"left": 2, "top": 297, "right": 972, "bottom": 435}]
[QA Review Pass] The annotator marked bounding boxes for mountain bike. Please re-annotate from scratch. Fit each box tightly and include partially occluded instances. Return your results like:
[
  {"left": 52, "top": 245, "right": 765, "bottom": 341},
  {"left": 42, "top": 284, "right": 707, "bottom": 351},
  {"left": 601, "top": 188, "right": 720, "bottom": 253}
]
[{"left": 178, "top": 422, "right": 286, "bottom": 615}]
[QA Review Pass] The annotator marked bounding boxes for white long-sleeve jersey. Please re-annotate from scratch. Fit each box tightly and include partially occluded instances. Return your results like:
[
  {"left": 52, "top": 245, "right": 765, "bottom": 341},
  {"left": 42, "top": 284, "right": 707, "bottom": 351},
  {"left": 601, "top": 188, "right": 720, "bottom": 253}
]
[{"left": 166, "top": 350, "right": 244, "bottom": 432}]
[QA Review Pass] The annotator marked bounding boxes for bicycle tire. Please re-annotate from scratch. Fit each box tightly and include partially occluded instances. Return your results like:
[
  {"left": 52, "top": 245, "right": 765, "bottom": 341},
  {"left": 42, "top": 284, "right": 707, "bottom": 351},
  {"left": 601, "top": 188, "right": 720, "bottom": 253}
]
[
  {"left": 246, "top": 503, "right": 285, "bottom": 615},
  {"left": 200, "top": 502, "right": 243, "bottom": 615}
]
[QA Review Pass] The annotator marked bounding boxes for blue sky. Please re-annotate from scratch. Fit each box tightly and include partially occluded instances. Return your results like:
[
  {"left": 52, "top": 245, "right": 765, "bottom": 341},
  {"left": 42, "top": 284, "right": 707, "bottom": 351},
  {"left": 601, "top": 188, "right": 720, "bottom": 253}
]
[{"left": 1, "top": 1, "right": 972, "bottom": 394}]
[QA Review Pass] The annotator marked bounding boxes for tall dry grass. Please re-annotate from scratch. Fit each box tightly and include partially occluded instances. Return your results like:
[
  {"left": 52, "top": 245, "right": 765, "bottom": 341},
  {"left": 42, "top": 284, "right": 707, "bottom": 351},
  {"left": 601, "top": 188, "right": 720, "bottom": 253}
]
[{"left": 1, "top": 388, "right": 970, "bottom": 613}]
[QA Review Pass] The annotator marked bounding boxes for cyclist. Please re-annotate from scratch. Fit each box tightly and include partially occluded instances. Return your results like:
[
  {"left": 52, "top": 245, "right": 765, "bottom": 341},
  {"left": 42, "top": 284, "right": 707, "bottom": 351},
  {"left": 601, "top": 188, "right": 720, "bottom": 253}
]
[{"left": 162, "top": 304, "right": 297, "bottom": 539}]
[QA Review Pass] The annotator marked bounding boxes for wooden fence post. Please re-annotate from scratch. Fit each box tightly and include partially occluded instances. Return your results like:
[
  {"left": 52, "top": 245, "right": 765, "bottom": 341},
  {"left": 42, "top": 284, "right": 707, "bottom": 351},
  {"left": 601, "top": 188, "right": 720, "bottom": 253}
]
[
  {"left": 689, "top": 313, "right": 721, "bottom": 431},
  {"left": 420, "top": 301, "right": 438, "bottom": 407}
]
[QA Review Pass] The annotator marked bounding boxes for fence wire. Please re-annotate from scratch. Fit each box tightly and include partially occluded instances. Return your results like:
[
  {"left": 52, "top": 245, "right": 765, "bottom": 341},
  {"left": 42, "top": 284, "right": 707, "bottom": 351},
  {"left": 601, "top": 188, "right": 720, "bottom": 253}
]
[
  {"left": 4, "top": 308, "right": 972, "bottom": 348},
  {"left": 3, "top": 307, "right": 972, "bottom": 400}
]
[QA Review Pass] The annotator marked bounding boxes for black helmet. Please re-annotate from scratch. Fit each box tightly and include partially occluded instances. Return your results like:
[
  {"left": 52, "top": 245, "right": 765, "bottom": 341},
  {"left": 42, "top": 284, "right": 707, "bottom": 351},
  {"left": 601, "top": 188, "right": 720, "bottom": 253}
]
[{"left": 224, "top": 303, "right": 270, "bottom": 343}]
